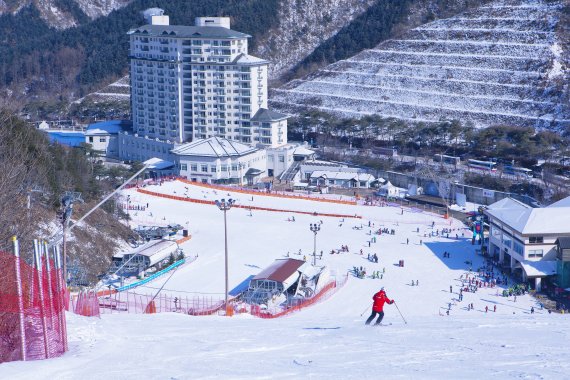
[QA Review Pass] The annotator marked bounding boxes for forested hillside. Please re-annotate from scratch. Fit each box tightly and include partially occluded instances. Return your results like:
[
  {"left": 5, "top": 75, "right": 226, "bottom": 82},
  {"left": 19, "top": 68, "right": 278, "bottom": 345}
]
[
  {"left": 0, "top": 0, "right": 280, "bottom": 105},
  {"left": 0, "top": 111, "right": 132, "bottom": 279},
  {"left": 0, "top": 0, "right": 497, "bottom": 109}
]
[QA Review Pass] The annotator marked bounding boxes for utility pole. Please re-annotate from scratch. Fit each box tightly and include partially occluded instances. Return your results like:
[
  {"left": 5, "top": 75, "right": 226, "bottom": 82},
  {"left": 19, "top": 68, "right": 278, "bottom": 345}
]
[{"left": 60, "top": 192, "right": 83, "bottom": 286}]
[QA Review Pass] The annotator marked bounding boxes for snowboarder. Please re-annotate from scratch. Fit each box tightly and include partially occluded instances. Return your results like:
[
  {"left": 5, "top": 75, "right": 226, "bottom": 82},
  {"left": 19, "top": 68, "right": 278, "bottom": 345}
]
[
  {"left": 493, "top": 305, "right": 496, "bottom": 313},
  {"left": 365, "top": 287, "right": 394, "bottom": 325},
  {"left": 406, "top": 238, "right": 409, "bottom": 245},
  {"left": 450, "top": 285, "right": 453, "bottom": 293},
  {"left": 531, "top": 307, "right": 534, "bottom": 314},
  {"left": 485, "top": 306, "right": 488, "bottom": 313}
]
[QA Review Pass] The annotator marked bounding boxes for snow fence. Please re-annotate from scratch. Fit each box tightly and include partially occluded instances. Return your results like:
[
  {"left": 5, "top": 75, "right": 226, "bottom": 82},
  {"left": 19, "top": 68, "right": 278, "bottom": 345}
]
[
  {"left": 97, "top": 290, "right": 224, "bottom": 316},
  {"left": 0, "top": 249, "right": 68, "bottom": 363},
  {"left": 73, "top": 290, "right": 100, "bottom": 318},
  {"left": 177, "top": 178, "right": 357, "bottom": 205},
  {"left": 136, "top": 188, "right": 362, "bottom": 219}
]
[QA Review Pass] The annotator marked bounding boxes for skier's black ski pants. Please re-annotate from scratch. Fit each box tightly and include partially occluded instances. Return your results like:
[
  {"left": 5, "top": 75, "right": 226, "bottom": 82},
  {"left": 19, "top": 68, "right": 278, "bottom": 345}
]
[{"left": 365, "top": 311, "right": 384, "bottom": 325}]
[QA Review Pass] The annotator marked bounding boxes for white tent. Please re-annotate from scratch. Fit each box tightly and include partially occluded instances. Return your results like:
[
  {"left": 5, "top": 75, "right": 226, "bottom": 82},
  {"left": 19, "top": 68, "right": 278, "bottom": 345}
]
[{"left": 378, "top": 181, "right": 399, "bottom": 197}]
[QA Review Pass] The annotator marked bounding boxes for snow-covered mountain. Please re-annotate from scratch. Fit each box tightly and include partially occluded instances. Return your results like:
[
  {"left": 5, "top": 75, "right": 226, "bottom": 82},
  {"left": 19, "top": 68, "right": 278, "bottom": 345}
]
[
  {"left": 255, "top": 0, "right": 379, "bottom": 79},
  {"left": 271, "top": 0, "right": 570, "bottom": 130},
  {"left": 0, "top": 0, "right": 131, "bottom": 29}
]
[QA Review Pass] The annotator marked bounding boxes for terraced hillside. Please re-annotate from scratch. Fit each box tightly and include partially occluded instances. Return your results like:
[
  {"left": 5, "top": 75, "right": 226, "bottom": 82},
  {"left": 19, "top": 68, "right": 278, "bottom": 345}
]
[{"left": 271, "top": 0, "right": 570, "bottom": 130}]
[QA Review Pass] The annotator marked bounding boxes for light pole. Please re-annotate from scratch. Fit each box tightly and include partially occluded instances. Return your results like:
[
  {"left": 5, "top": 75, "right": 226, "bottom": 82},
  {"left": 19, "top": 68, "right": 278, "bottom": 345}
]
[
  {"left": 309, "top": 223, "right": 321, "bottom": 266},
  {"left": 215, "top": 198, "right": 234, "bottom": 315}
]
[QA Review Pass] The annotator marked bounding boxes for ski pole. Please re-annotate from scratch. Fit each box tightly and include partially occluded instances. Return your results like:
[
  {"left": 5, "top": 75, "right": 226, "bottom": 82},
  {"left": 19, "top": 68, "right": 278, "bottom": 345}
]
[
  {"left": 360, "top": 304, "right": 371, "bottom": 317},
  {"left": 393, "top": 301, "right": 407, "bottom": 324}
]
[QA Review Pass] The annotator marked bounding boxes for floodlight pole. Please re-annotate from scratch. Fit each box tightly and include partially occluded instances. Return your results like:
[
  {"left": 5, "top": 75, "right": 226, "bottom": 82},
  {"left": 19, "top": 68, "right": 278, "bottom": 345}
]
[
  {"left": 215, "top": 198, "right": 234, "bottom": 315},
  {"left": 310, "top": 223, "right": 321, "bottom": 266}
]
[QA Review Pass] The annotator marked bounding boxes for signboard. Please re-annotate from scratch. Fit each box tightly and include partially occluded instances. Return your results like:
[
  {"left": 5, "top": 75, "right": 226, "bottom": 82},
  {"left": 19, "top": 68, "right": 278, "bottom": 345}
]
[
  {"left": 483, "top": 189, "right": 495, "bottom": 198},
  {"left": 456, "top": 193, "right": 467, "bottom": 207}
]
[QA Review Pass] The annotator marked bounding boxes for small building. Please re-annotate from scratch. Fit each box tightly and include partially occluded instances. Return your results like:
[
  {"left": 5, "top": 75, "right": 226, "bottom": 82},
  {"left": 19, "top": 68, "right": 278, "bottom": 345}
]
[
  {"left": 242, "top": 258, "right": 327, "bottom": 307},
  {"left": 266, "top": 143, "right": 298, "bottom": 178},
  {"left": 376, "top": 181, "right": 407, "bottom": 198},
  {"left": 310, "top": 170, "right": 375, "bottom": 188},
  {"left": 300, "top": 162, "right": 358, "bottom": 182},
  {"left": 556, "top": 237, "right": 570, "bottom": 289},
  {"left": 85, "top": 120, "right": 131, "bottom": 158},
  {"left": 250, "top": 108, "right": 288, "bottom": 147},
  {"left": 484, "top": 196, "right": 570, "bottom": 291},
  {"left": 172, "top": 136, "right": 266, "bottom": 185},
  {"left": 292, "top": 145, "right": 315, "bottom": 161},
  {"left": 112, "top": 239, "right": 181, "bottom": 276}
]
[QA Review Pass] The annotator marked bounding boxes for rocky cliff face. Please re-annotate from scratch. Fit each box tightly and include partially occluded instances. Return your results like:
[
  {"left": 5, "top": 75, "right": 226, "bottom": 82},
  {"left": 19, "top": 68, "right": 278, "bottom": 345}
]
[
  {"left": 0, "top": 0, "right": 131, "bottom": 29},
  {"left": 254, "top": 0, "right": 378, "bottom": 80}
]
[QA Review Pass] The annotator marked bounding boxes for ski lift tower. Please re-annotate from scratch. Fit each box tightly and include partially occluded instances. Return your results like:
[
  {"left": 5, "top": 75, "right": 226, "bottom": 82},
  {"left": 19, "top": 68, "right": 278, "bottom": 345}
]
[{"left": 60, "top": 191, "right": 84, "bottom": 283}]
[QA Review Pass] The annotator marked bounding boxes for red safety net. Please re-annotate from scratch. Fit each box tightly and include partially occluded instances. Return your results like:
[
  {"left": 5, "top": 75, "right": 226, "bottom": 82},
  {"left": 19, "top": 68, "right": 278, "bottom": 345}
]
[
  {"left": 0, "top": 251, "right": 68, "bottom": 364},
  {"left": 96, "top": 290, "right": 225, "bottom": 316},
  {"left": 73, "top": 291, "right": 101, "bottom": 318}
]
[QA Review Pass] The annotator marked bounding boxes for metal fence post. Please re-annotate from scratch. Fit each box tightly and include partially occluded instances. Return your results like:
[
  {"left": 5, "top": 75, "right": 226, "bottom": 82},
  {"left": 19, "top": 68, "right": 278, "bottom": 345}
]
[
  {"left": 42, "top": 241, "right": 55, "bottom": 334},
  {"left": 12, "top": 236, "right": 26, "bottom": 361},
  {"left": 33, "top": 239, "right": 50, "bottom": 359},
  {"left": 53, "top": 244, "right": 68, "bottom": 352}
]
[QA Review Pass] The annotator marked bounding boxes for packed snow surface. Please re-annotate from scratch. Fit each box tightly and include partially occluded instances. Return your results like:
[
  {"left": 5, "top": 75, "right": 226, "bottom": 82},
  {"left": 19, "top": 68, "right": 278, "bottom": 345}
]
[{"left": 2, "top": 179, "right": 568, "bottom": 379}]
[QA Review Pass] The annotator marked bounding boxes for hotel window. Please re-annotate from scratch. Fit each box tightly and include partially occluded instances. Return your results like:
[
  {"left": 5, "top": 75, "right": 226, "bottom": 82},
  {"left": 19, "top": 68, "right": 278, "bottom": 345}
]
[
  {"left": 528, "top": 249, "right": 544, "bottom": 258},
  {"left": 180, "top": 164, "right": 187, "bottom": 171},
  {"left": 210, "top": 165, "right": 217, "bottom": 173},
  {"left": 529, "top": 236, "right": 544, "bottom": 244},
  {"left": 191, "top": 164, "right": 198, "bottom": 172},
  {"left": 513, "top": 242, "right": 524, "bottom": 255},
  {"left": 201, "top": 164, "right": 208, "bottom": 172},
  {"left": 502, "top": 234, "right": 512, "bottom": 248}
]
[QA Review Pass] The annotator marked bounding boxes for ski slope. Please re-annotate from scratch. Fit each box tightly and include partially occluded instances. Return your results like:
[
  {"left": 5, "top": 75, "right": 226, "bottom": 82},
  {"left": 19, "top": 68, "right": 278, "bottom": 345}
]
[{"left": 1, "top": 179, "right": 568, "bottom": 379}]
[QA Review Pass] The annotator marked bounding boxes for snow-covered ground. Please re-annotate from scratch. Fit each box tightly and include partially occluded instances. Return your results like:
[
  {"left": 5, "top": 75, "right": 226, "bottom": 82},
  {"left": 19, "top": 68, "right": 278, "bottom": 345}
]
[{"left": 1, "top": 179, "right": 568, "bottom": 379}]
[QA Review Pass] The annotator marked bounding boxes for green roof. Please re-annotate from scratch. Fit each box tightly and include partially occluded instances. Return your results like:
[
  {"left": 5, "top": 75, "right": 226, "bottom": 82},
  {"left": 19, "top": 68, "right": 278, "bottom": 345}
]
[
  {"left": 251, "top": 108, "right": 288, "bottom": 122},
  {"left": 128, "top": 25, "right": 250, "bottom": 39}
]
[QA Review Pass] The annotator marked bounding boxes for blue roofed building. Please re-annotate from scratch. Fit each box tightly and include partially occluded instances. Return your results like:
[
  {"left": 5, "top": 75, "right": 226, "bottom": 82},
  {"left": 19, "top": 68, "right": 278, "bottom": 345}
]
[{"left": 85, "top": 120, "right": 131, "bottom": 158}]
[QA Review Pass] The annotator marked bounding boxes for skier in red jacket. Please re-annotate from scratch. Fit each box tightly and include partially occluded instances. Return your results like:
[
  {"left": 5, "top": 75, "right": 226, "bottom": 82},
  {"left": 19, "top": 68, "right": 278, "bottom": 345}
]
[{"left": 365, "top": 287, "right": 394, "bottom": 325}]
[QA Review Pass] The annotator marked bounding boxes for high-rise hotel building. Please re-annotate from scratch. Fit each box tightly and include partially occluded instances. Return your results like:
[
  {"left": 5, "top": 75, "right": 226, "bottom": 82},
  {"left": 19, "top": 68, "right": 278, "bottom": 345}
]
[{"left": 120, "top": 10, "right": 288, "bottom": 163}]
